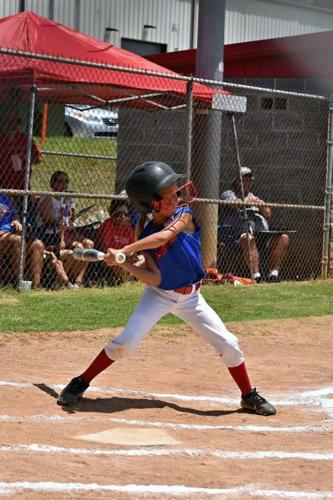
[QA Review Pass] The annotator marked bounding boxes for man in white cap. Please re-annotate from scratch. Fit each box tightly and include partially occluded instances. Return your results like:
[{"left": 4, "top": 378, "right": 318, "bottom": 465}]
[{"left": 221, "top": 166, "right": 289, "bottom": 282}]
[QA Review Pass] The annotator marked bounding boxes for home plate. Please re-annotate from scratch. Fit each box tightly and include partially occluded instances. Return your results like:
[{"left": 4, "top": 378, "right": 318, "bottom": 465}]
[{"left": 75, "top": 428, "right": 179, "bottom": 446}]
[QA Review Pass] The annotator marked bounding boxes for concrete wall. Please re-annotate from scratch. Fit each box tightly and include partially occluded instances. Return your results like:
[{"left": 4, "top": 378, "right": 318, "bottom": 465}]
[
  {"left": 116, "top": 108, "right": 187, "bottom": 193},
  {"left": 115, "top": 91, "right": 329, "bottom": 279}
]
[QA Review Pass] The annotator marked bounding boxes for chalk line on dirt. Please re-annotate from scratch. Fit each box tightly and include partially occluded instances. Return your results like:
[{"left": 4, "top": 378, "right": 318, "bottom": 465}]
[
  {"left": 1, "top": 443, "right": 333, "bottom": 461},
  {"left": 0, "top": 414, "right": 332, "bottom": 434},
  {"left": 0, "top": 481, "right": 332, "bottom": 497}
]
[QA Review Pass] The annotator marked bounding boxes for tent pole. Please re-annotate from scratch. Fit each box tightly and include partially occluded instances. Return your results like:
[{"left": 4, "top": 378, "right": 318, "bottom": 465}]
[
  {"left": 18, "top": 85, "right": 37, "bottom": 291},
  {"left": 41, "top": 102, "right": 48, "bottom": 145}
]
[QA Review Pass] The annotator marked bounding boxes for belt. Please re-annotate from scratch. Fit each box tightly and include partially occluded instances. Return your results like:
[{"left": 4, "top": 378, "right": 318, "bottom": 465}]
[{"left": 174, "top": 282, "right": 201, "bottom": 295}]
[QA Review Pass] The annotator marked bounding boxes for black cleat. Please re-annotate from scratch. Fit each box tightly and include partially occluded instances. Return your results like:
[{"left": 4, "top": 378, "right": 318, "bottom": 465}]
[
  {"left": 241, "top": 388, "right": 276, "bottom": 416},
  {"left": 57, "top": 376, "right": 89, "bottom": 407}
]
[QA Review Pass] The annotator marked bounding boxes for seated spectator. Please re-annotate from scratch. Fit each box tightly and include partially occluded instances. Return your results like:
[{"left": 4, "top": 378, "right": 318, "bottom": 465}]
[
  {"left": 35, "top": 170, "right": 94, "bottom": 287},
  {"left": 95, "top": 199, "right": 137, "bottom": 282},
  {"left": 0, "top": 192, "right": 44, "bottom": 288},
  {"left": 96, "top": 199, "right": 135, "bottom": 252},
  {"left": 221, "top": 166, "right": 289, "bottom": 282}
]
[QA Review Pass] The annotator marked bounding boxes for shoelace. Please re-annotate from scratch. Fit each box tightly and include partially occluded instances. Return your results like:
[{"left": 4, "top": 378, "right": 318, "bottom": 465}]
[
  {"left": 244, "top": 388, "right": 264, "bottom": 404},
  {"left": 250, "top": 390, "right": 266, "bottom": 405}
]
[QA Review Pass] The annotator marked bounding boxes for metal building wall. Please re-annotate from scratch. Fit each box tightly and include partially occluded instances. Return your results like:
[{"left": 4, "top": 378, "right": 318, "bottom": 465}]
[
  {"left": 0, "top": 0, "right": 194, "bottom": 52},
  {"left": 0, "top": 0, "right": 19, "bottom": 17},
  {"left": 2, "top": 0, "right": 333, "bottom": 51},
  {"left": 224, "top": 0, "right": 333, "bottom": 44},
  {"left": 76, "top": 0, "right": 193, "bottom": 52}
]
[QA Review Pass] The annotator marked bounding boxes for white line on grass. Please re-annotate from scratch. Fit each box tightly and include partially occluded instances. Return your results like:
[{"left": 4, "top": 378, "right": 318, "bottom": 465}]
[
  {"left": 1, "top": 443, "right": 333, "bottom": 461},
  {"left": 0, "top": 414, "right": 332, "bottom": 434},
  {"left": 0, "top": 481, "right": 332, "bottom": 497}
]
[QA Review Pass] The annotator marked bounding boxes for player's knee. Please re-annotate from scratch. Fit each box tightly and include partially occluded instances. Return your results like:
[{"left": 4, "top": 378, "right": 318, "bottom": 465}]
[
  {"left": 220, "top": 335, "right": 244, "bottom": 367},
  {"left": 104, "top": 338, "right": 137, "bottom": 360}
]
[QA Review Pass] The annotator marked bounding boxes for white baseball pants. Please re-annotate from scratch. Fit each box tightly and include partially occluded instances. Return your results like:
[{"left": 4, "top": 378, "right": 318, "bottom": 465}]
[{"left": 105, "top": 285, "right": 244, "bottom": 368}]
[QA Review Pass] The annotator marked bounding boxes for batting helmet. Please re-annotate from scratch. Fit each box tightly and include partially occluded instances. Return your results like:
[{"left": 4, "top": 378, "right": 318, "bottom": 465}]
[{"left": 125, "top": 161, "right": 184, "bottom": 213}]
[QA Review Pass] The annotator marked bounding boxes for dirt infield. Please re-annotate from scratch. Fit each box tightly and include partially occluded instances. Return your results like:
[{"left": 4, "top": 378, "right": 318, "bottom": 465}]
[{"left": 0, "top": 315, "right": 333, "bottom": 498}]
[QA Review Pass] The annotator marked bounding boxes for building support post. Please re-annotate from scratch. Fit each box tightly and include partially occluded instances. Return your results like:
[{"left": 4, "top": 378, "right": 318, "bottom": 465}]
[{"left": 193, "top": 0, "right": 225, "bottom": 268}]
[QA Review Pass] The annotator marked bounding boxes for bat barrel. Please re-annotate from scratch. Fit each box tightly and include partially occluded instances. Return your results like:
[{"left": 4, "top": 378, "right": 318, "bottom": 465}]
[
  {"left": 72, "top": 248, "right": 105, "bottom": 262},
  {"left": 72, "top": 248, "right": 126, "bottom": 264}
]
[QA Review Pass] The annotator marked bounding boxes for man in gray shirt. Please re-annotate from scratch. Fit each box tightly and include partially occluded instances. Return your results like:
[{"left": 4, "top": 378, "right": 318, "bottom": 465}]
[{"left": 221, "top": 167, "right": 289, "bottom": 282}]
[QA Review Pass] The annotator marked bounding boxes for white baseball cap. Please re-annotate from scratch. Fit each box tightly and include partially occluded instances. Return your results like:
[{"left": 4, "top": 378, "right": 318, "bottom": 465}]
[{"left": 240, "top": 166, "right": 254, "bottom": 178}]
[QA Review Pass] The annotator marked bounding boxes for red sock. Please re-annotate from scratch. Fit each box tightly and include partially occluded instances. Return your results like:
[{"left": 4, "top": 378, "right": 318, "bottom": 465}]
[
  {"left": 80, "top": 349, "right": 114, "bottom": 383},
  {"left": 228, "top": 362, "right": 252, "bottom": 396}
]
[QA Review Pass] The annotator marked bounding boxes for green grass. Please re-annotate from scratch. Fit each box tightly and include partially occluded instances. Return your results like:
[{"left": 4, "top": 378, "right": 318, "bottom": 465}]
[
  {"left": 33, "top": 136, "right": 117, "bottom": 192},
  {"left": 31, "top": 136, "right": 118, "bottom": 221},
  {"left": 0, "top": 280, "right": 331, "bottom": 333}
]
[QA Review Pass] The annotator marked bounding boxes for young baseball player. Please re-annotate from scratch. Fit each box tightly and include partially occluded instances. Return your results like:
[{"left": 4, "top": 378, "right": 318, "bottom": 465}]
[{"left": 58, "top": 162, "right": 276, "bottom": 416}]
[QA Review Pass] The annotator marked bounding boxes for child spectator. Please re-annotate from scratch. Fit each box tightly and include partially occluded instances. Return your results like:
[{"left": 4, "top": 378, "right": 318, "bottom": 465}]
[{"left": 35, "top": 171, "right": 94, "bottom": 287}]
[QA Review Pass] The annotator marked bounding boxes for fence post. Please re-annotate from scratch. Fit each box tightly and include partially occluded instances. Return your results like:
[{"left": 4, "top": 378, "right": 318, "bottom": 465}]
[
  {"left": 321, "top": 103, "right": 333, "bottom": 278},
  {"left": 18, "top": 85, "right": 37, "bottom": 290},
  {"left": 185, "top": 79, "right": 193, "bottom": 181}
]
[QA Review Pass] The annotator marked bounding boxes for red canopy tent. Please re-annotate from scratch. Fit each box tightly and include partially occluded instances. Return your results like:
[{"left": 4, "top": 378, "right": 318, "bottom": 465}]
[{"left": 0, "top": 11, "right": 228, "bottom": 108}]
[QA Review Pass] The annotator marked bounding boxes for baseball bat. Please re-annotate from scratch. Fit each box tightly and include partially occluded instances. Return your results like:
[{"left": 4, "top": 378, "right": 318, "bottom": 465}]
[{"left": 72, "top": 247, "right": 126, "bottom": 264}]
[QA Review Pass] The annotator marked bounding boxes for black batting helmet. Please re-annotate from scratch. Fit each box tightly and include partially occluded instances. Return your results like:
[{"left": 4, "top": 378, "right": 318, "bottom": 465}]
[{"left": 125, "top": 161, "right": 184, "bottom": 213}]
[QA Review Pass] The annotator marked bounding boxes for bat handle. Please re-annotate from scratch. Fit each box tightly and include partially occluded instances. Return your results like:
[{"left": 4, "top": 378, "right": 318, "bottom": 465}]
[{"left": 115, "top": 252, "right": 126, "bottom": 264}]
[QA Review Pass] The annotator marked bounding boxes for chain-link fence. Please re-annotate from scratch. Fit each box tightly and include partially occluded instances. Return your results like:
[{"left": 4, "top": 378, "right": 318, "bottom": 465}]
[{"left": 0, "top": 48, "right": 332, "bottom": 290}]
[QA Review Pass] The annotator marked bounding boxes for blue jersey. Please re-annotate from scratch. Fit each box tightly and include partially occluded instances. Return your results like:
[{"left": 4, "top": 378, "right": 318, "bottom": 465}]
[
  {"left": 0, "top": 194, "right": 16, "bottom": 232},
  {"left": 139, "top": 206, "right": 205, "bottom": 289}
]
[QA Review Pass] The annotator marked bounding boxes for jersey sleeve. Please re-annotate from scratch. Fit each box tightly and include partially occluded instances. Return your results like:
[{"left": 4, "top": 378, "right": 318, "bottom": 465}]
[{"left": 175, "top": 206, "right": 192, "bottom": 216}]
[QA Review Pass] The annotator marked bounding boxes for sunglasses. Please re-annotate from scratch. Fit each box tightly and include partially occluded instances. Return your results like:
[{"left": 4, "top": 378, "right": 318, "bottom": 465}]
[{"left": 113, "top": 211, "right": 130, "bottom": 219}]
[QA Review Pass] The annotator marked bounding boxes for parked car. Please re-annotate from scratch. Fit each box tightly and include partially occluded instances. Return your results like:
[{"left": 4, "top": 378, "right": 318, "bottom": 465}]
[{"left": 64, "top": 105, "right": 118, "bottom": 137}]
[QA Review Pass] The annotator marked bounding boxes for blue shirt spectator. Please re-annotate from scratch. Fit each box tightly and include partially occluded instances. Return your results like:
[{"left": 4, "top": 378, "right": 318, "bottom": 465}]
[{"left": 0, "top": 193, "right": 17, "bottom": 232}]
